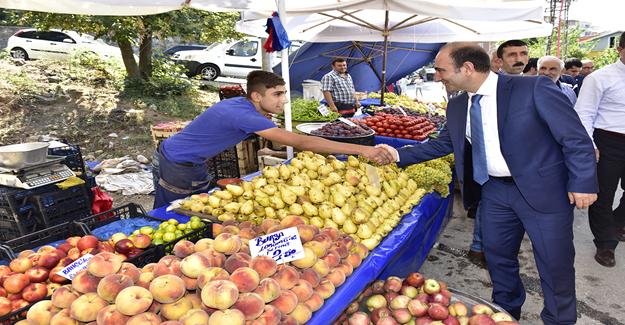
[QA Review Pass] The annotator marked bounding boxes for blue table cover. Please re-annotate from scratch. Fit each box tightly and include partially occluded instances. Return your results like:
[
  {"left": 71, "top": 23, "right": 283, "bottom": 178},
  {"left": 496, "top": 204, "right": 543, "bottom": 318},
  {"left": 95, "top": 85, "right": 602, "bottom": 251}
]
[{"left": 374, "top": 135, "right": 428, "bottom": 148}]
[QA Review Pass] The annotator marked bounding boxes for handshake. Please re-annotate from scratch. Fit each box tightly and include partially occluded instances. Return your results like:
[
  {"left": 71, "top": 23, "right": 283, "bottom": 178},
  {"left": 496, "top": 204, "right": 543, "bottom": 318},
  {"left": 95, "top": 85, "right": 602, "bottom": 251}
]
[{"left": 362, "top": 144, "right": 399, "bottom": 165}]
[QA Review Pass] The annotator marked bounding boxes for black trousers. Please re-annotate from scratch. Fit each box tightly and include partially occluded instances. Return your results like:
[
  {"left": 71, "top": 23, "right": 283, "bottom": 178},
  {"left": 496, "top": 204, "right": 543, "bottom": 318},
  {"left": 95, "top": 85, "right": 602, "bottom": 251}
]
[{"left": 589, "top": 129, "right": 625, "bottom": 250}]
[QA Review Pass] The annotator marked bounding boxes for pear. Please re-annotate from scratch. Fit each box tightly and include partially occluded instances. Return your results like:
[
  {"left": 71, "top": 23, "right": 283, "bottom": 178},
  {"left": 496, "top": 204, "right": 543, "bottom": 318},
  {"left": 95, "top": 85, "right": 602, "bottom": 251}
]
[
  {"left": 279, "top": 164, "right": 291, "bottom": 180},
  {"left": 289, "top": 203, "right": 304, "bottom": 215},
  {"left": 226, "top": 184, "right": 244, "bottom": 196},
  {"left": 302, "top": 202, "right": 319, "bottom": 217}
]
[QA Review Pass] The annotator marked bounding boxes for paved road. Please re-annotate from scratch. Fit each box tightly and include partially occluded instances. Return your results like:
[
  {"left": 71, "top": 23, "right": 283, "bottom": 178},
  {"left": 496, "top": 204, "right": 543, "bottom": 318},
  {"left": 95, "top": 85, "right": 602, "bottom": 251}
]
[{"left": 420, "top": 184, "right": 624, "bottom": 324}]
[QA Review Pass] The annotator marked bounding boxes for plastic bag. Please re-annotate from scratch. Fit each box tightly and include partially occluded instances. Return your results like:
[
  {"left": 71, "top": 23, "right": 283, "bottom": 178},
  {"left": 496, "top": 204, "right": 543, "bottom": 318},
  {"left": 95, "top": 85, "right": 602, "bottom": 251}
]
[{"left": 91, "top": 187, "right": 113, "bottom": 215}]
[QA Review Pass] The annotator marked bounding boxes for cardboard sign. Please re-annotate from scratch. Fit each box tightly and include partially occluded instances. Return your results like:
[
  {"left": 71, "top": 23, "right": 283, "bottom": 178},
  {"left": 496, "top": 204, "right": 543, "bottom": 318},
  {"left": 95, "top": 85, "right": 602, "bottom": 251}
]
[
  {"left": 249, "top": 227, "right": 305, "bottom": 264},
  {"left": 338, "top": 117, "right": 357, "bottom": 127},
  {"left": 57, "top": 254, "right": 94, "bottom": 280},
  {"left": 317, "top": 104, "right": 331, "bottom": 117}
]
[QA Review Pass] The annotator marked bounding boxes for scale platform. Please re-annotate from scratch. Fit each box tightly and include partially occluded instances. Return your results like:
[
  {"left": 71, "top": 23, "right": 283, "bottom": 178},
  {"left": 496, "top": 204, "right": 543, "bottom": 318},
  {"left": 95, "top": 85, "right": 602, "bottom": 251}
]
[{"left": 0, "top": 156, "right": 75, "bottom": 189}]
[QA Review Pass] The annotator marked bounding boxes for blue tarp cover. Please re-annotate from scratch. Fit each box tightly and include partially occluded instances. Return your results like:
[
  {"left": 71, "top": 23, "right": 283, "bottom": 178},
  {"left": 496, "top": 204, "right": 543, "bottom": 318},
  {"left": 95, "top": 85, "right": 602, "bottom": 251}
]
[{"left": 275, "top": 41, "right": 443, "bottom": 93}]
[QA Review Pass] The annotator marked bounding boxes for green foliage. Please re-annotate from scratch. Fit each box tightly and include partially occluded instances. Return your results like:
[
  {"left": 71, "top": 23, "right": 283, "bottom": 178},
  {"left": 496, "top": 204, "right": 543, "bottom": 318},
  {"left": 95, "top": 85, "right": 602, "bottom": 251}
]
[
  {"left": 277, "top": 98, "right": 341, "bottom": 122},
  {"left": 523, "top": 25, "right": 595, "bottom": 59},
  {"left": 0, "top": 49, "right": 9, "bottom": 60},
  {"left": 593, "top": 48, "right": 620, "bottom": 69},
  {"left": 2, "top": 70, "right": 38, "bottom": 95},
  {"left": 68, "top": 50, "right": 125, "bottom": 89}
]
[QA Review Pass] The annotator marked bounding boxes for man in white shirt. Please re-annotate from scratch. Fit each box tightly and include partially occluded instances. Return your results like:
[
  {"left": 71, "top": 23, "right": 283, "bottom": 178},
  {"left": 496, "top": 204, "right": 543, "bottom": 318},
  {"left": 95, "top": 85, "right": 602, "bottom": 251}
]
[
  {"left": 380, "top": 42, "right": 597, "bottom": 324},
  {"left": 538, "top": 55, "right": 577, "bottom": 105},
  {"left": 574, "top": 32, "right": 625, "bottom": 267}
]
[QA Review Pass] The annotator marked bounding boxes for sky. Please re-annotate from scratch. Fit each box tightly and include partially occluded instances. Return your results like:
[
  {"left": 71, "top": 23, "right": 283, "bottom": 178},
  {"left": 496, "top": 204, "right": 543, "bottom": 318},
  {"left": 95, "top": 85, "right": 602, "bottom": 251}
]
[{"left": 568, "top": 0, "right": 624, "bottom": 31}]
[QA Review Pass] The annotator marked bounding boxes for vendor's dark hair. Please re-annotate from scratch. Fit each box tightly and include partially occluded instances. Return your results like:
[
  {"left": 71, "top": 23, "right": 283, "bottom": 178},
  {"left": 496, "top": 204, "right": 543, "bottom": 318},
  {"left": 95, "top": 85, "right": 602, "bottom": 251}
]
[
  {"left": 564, "top": 58, "right": 583, "bottom": 69},
  {"left": 497, "top": 40, "right": 528, "bottom": 58},
  {"left": 445, "top": 43, "right": 491, "bottom": 73},
  {"left": 524, "top": 57, "right": 538, "bottom": 73},
  {"left": 246, "top": 70, "right": 286, "bottom": 97},
  {"left": 620, "top": 31, "right": 625, "bottom": 48},
  {"left": 332, "top": 58, "right": 347, "bottom": 65}
]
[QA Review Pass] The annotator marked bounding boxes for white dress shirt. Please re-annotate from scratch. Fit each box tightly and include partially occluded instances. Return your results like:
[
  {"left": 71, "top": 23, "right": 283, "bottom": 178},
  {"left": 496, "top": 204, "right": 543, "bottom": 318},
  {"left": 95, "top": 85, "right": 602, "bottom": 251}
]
[
  {"left": 574, "top": 60, "right": 625, "bottom": 145},
  {"left": 466, "top": 72, "right": 512, "bottom": 177}
]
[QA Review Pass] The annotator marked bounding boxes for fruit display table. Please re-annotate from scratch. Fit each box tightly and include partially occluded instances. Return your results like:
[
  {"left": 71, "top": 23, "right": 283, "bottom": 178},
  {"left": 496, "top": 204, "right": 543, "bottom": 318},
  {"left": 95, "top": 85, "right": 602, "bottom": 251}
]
[
  {"left": 307, "top": 189, "right": 453, "bottom": 324},
  {"left": 374, "top": 134, "right": 428, "bottom": 147}
]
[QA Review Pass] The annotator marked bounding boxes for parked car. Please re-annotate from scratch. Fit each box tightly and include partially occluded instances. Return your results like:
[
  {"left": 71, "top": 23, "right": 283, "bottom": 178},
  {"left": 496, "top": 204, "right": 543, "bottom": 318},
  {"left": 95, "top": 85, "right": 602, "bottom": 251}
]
[
  {"left": 6, "top": 28, "right": 122, "bottom": 61},
  {"left": 172, "top": 37, "right": 300, "bottom": 80},
  {"left": 162, "top": 44, "right": 208, "bottom": 57}
]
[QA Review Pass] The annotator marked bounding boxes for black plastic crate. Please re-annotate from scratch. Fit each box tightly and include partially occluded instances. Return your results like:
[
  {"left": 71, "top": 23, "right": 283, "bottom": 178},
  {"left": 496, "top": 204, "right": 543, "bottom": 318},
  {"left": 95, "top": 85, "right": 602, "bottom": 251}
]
[
  {"left": 0, "top": 221, "right": 87, "bottom": 260},
  {"left": 48, "top": 143, "right": 86, "bottom": 176},
  {"left": 207, "top": 146, "right": 240, "bottom": 180},
  {"left": 32, "top": 184, "right": 92, "bottom": 227},
  {"left": 75, "top": 203, "right": 213, "bottom": 267}
]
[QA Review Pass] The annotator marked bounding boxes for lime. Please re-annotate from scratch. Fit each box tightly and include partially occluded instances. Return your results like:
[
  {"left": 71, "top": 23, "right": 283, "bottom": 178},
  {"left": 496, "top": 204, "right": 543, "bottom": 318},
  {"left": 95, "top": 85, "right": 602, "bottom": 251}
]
[
  {"left": 140, "top": 226, "right": 154, "bottom": 235},
  {"left": 165, "top": 224, "right": 177, "bottom": 233},
  {"left": 190, "top": 220, "right": 202, "bottom": 229},
  {"left": 190, "top": 216, "right": 201, "bottom": 223},
  {"left": 177, "top": 223, "right": 187, "bottom": 231},
  {"left": 152, "top": 238, "right": 164, "bottom": 245},
  {"left": 163, "top": 232, "right": 176, "bottom": 242},
  {"left": 167, "top": 218, "right": 179, "bottom": 225},
  {"left": 159, "top": 223, "right": 168, "bottom": 229},
  {"left": 174, "top": 230, "right": 184, "bottom": 238},
  {"left": 153, "top": 231, "right": 163, "bottom": 240}
]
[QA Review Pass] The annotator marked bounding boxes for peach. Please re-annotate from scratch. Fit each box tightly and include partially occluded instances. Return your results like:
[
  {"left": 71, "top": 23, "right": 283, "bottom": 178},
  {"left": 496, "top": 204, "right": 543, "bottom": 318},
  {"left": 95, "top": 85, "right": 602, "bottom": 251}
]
[
  {"left": 149, "top": 274, "right": 186, "bottom": 304},
  {"left": 303, "top": 241, "right": 327, "bottom": 258},
  {"left": 137, "top": 271, "right": 155, "bottom": 289},
  {"left": 224, "top": 252, "right": 251, "bottom": 273},
  {"left": 198, "top": 249, "right": 226, "bottom": 267},
  {"left": 50, "top": 284, "right": 78, "bottom": 308},
  {"left": 37, "top": 251, "right": 62, "bottom": 269},
  {"left": 289, "top": 303, "right": 312, "bottom": 324},
  {"left": 70, "top": 292, "right": 108, "bottom": 322},
  {"left": 212, "top": 223, "right": 224, "bottom": 236},
  {"left": 181, "top": 274, "right": 198, "bottom": 291},
  {"left": 345, "top": 253, "right": 363, "bottom": 268},
  {"left": 194, "top": 238, "right": 214, "bottom": 253},
  {"left": 352, "top": 242, "right": 369, "bottom": 258},
  {"left": 172, "top": 240, "right": 195, "bottom": 258},
  {"left": 291, "top": 279, "right": 314, "bottom": 301},
  {"left": 126, "top": 312, "right": 162, "bottom": 325},
  {"left": 280, "top": 215, "right": 305, "bottom": 228},
  {"left": 250, "top": 255, "right": 278, "bottom": 278},
  {"left": 238, "top": 227, "right": 256, "bottom": 240},
  {"left": 197, "top": 267, "right": 230, "bottom": 289},
  {"left": 76, "top": 235, "right": 99, "bottom": 252},
  {"left": 37, "top": 245, "right": 56, "bottom": 254},
  {"left": 17, "top": 250, "right": 35, "bottom": 259},
  {"left": 10, "top": 298, "right": 29, "bottom": 312},
  {"left": 180, "top": 308, "right": 210, "bottom": 325},
  {"left": 322, "top": 249, "right": 341, "bottom": 267},
  {"left": 253, "top": 277, "right": 282, "bottom": 303},
  {"left": 326, "top": 269, "right": 346, "bottom": 287},
  {"left": 153, "top": 259, "right": 183, "bottom": 277},
  {"left": 256, "top": 305, "right": 282, "bottom": 325},
  {"left": 3, "top": 273, "right": 30, "bottom": 294},
  {"left": 96, "top": 304, "right": 130, "bottom": 324},
  {"left": 296, "top": 224, "right": 318, "bottom": 243},
  {"left": 208, "top": 309, "right": 245, "bottom": 325},
  {"left": 180, "top": 253, "right": 211, "bottom": 279},
  {"left": 272, "top": 265, "right": 300, "bottom": 290},
  {"left": 87, "top": 252, "right": 123, "bottom": 277},
  {"left": 48, "top": 265, "right": 69, "bottom": 284},
  {"left": 213, "top": 233, "right": 242, "bottom": 255},
  {"left": 336, "top": 262, "right": 354, "bottom": 277},
  {"left": 25, "top": 266, "right": 49, "bottom": 284},
  {"left": 9, "top": 257, "right": 32, "bottom": 273},
  {"left": 312, "top": 234, "right": 333, "bottom": 250},
  {"left": 161, "top": 296, "right": 193, "bottom": 320},
  {"left": 239, "top": 243, "right": 251, "bottom": 255},
  {"left": 46, "top": 283, "right": 61, "bottom": 296},
  {"left": 161, "top": 321, "right": 183, "bottom": 325},
  {"left": 269, "top": 290, "right": 298, "bottom": 315},
  {"left": 115, "top": 286, "right": 154, "bottom": 316},
  {"left": 118, "top": 262, "right": 141, "bottom": 283},
  {"left": 71, "top": 270, "right": 100, "bottom": 294},
  {"left": 25, "top": 300, "right": 59, "bottom": 325},
  {"left": 21, "top": 283, "right": 47, "bottom": 303},
  {"left": 132, "top": 234, "right": 152, "bottom": 249},
  {"left": 301, "top": 268, "right": 321, "bottom": 288},
  {"left": 315, "top": 279, "right": 335, "bottom": 299},
  {"left": 185, "top": 293, "right": 202, "bottom": 309},
  {"left": 261, "top": 219, "right": 280, "bottom": 233},
  {"left": 221, "top": 225, "right": 241, "bottom": 235},
  {"left": 50, "top": 308, "right": 78, "bottom": 325},
  {"left": 230, "top": 267, "right": 260, "bottom": 292},
  {"left": 312, "top": 259, "right": 330, "bottom": 277},
  {"left": 281, "top": 314, "right": 299, "bottom": 325},
  {"left": 291, "top": 247, "right": 318, "bottom": 269},
  {"left": 143, "top": 263, "right": 157, "bottom": 273},
  {"left": 97, "top": 273, "right": 134, "bottom": 302},
  {"left": 304, "top": 292, "right": 324, "bottom": 312},
  {"left": 333, "top": 242, "right": 349, "bottom": 259},
  {"left": 201, "top": 280, "right": 239, "bottom": 310},
  {"left": 148, "top": 300, "right": 162, "bottom": 314}
]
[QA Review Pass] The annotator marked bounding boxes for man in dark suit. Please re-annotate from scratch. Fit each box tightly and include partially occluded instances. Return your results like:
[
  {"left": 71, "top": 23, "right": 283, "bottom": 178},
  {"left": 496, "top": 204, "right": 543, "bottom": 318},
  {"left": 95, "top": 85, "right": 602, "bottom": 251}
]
[{"left": 380, "top": 43, "right": 598, "bottom": 324}]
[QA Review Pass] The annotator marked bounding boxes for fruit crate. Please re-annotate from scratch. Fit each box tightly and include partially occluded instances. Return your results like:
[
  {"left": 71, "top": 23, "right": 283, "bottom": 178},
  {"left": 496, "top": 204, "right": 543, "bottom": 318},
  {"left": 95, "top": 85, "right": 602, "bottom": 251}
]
[
  {"left": 151, "top": 121, "right": 190, "bottom": 148},
  {"left": 236, "top": 136, "right": 261, "bottom": 176},
  {"left": 74, "top": 203, "right": 213, "bottom": 267},
  {"left": 31, "top": 184, "right": 92, "bottom": 228},
  {"left": 48, "top": 143, "right": 86, "bottom": 177},
  {"left": 0, "top": 221, "right": 87, "bottom": 260},
  {"left": 207, "top": 146, "right": 240, "bottom": 180}
]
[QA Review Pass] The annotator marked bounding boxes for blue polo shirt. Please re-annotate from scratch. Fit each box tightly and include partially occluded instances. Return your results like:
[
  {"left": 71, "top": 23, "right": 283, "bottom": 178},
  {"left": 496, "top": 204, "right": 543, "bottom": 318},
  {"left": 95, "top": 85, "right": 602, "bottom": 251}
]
[{"left": 161, "top": 97, "right": 276, "bottom": 164}]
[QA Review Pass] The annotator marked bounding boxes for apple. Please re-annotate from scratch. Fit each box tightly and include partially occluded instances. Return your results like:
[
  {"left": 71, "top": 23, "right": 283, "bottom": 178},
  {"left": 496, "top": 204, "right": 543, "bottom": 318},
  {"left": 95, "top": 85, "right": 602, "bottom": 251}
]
[
  {"left": 132, "top": 234, "right": 152, "bottom": 249},
  {"left": 423, "top": 279, "right": 441, "bottom": 295},
  {"left": 3, "top": 273, "right": 30, "bottom": 294},
  {"left": 25, "top": 266, "right": 49, "bottom": 283},
  {"left": 110, "top": 232, "right": 128, "bottom": 245},
  {"left": 21, "top": 283, "right": 47, "bottom": 303},
  {"left": 9, "top": 257, "right": 32, "bottom": 273},
  {"left": 77, "top": 235, "right": 99, "bottom": 252},
  {"left": 115, "top": 239, "right": 135, "bottom": 254},
  {"left": 0, "top": 297, "right": 11, "bottom": 317},
  {"left": 404, "top": 272, "right": 425, "bottom": 288}
]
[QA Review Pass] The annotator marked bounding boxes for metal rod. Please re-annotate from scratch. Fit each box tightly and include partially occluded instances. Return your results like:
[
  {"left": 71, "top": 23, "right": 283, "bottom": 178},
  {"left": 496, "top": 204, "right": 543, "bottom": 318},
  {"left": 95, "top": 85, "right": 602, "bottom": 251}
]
[
  {"left": 380, "top": 10, "right": 389, "bottom": 106},
  {"left": 352, "top": 41, "right": 383, "bottom": 82},
  {"left": 277, "top": 0, "right": 293, "bottom": 159}
]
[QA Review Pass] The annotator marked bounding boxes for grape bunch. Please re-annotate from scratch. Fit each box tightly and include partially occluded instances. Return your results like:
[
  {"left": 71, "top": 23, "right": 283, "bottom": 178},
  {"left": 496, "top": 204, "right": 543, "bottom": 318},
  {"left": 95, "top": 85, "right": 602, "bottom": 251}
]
[{"left": 311, "top": 121, "right": 373, "bottom": 137}]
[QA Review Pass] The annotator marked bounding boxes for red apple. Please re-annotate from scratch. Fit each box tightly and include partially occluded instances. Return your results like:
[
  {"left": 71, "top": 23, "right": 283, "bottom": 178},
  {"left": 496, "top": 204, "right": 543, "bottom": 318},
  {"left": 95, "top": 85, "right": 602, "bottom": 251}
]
[
  {"left": 132, "top": 234, "right": 151, "bottom": 249},
  {"left": 21, "top": 283, "right": 47, "bottom": 302},
  {"left": 3, "top": 274, "right": 30, "bottom": 294},
  {"left": 114, "top": 239, "right": 135, "bottom": 254},
  {"left": 404, "top": 272, "right": 425, "bottom": 288},
  {"left": 77, "top": 235, "right": 99, "bottom": 252},
  {"left": 25, "top": 267, "right": 50, "bottom": 283}
]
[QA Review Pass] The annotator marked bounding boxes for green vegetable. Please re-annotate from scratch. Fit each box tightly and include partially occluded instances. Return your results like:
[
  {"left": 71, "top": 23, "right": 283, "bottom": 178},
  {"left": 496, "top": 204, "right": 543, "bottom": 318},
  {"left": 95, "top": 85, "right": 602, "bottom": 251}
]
[{"left": 277, "top": 98, "right": 340, "bottom": 121}]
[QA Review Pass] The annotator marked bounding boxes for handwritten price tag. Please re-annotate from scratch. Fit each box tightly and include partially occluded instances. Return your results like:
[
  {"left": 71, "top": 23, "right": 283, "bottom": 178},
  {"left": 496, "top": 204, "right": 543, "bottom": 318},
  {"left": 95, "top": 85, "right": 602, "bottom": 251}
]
[
  {"left": 249, "top": 227, "right": 305, "bottom": 264},
  {"left": 317, "top": 104, "right": 331, "bottom": 117},
  {"left": 338, "top": 117, "right": 357, "bottom": 127},
  {"left": 57, "top": 254, "right": 93, "bottom": 280}
]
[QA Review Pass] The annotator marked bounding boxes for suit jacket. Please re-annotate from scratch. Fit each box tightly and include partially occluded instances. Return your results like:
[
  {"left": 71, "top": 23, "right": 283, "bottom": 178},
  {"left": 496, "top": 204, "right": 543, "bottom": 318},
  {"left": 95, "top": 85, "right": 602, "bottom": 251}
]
[{"left": 398, "top": 75, "right": 598, "bottom": 213}]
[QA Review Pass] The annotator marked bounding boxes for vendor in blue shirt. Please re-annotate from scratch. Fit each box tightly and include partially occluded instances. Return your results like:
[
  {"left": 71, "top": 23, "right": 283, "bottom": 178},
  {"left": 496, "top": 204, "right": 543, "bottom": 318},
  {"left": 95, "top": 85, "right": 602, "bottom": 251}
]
[{"left": 153, "top": 70, "right": 393, "bottom": 208}]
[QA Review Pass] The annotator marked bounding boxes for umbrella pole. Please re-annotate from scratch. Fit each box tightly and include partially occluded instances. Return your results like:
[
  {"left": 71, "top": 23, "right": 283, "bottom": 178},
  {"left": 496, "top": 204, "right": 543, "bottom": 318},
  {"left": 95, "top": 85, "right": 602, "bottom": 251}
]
[
  {"left": 278, "top": 0, "right": 294, "bottom": 159},
  {"left": 380, "top": 10, "right": 389, "bottom": 106}
]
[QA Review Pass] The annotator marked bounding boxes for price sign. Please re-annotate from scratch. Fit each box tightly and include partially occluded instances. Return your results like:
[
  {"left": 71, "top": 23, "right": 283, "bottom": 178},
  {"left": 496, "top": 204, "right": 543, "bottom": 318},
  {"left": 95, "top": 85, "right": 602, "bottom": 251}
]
[
  {"left": 317, "top": 104, "right": 331, "bottom": 117},
  {"left": 57, "top": 254, "right": 94, "bottom": 280},
  {"left": 249, "top": 227, "right": 305, "bottom": 264},
  {"left": 338, "top": 117, "right": 357, "bottom": 127}
]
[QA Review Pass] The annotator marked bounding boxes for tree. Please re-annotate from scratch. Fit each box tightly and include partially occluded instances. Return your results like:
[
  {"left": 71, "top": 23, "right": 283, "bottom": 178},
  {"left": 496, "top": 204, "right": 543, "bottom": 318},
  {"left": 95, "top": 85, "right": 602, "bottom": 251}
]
[
  {"left": 593, "top": 48, "right": 619, "bottom": 69},
  {"left": 8, "top": 8, "right": 242, "bottom": 80},
  {"left": 523, "top": 25, "right": 595, "bottom": 60}
]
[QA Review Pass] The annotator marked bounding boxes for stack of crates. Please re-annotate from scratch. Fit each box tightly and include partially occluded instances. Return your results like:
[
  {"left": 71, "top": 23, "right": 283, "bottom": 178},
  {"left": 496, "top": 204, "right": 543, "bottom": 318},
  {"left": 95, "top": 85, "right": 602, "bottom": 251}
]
[{"left": 151, "top": 121, "right": 190, "bottom": 148}]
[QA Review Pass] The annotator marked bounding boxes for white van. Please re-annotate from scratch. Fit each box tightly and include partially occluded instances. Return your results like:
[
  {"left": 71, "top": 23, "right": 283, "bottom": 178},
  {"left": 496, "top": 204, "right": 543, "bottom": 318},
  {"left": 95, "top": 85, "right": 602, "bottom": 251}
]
[{"left": 172, "top": 37, "right": 300, "bottom": 80}]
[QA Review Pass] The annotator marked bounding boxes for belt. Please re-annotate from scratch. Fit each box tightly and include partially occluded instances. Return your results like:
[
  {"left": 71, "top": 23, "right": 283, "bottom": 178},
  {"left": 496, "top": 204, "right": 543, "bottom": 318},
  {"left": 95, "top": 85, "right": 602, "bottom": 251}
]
[
  {"left": 596, "top": 128, "right": 625, "bottom": 139},
  {"left": 490, "top": 176, "right": 514, "bottom": 183}
]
